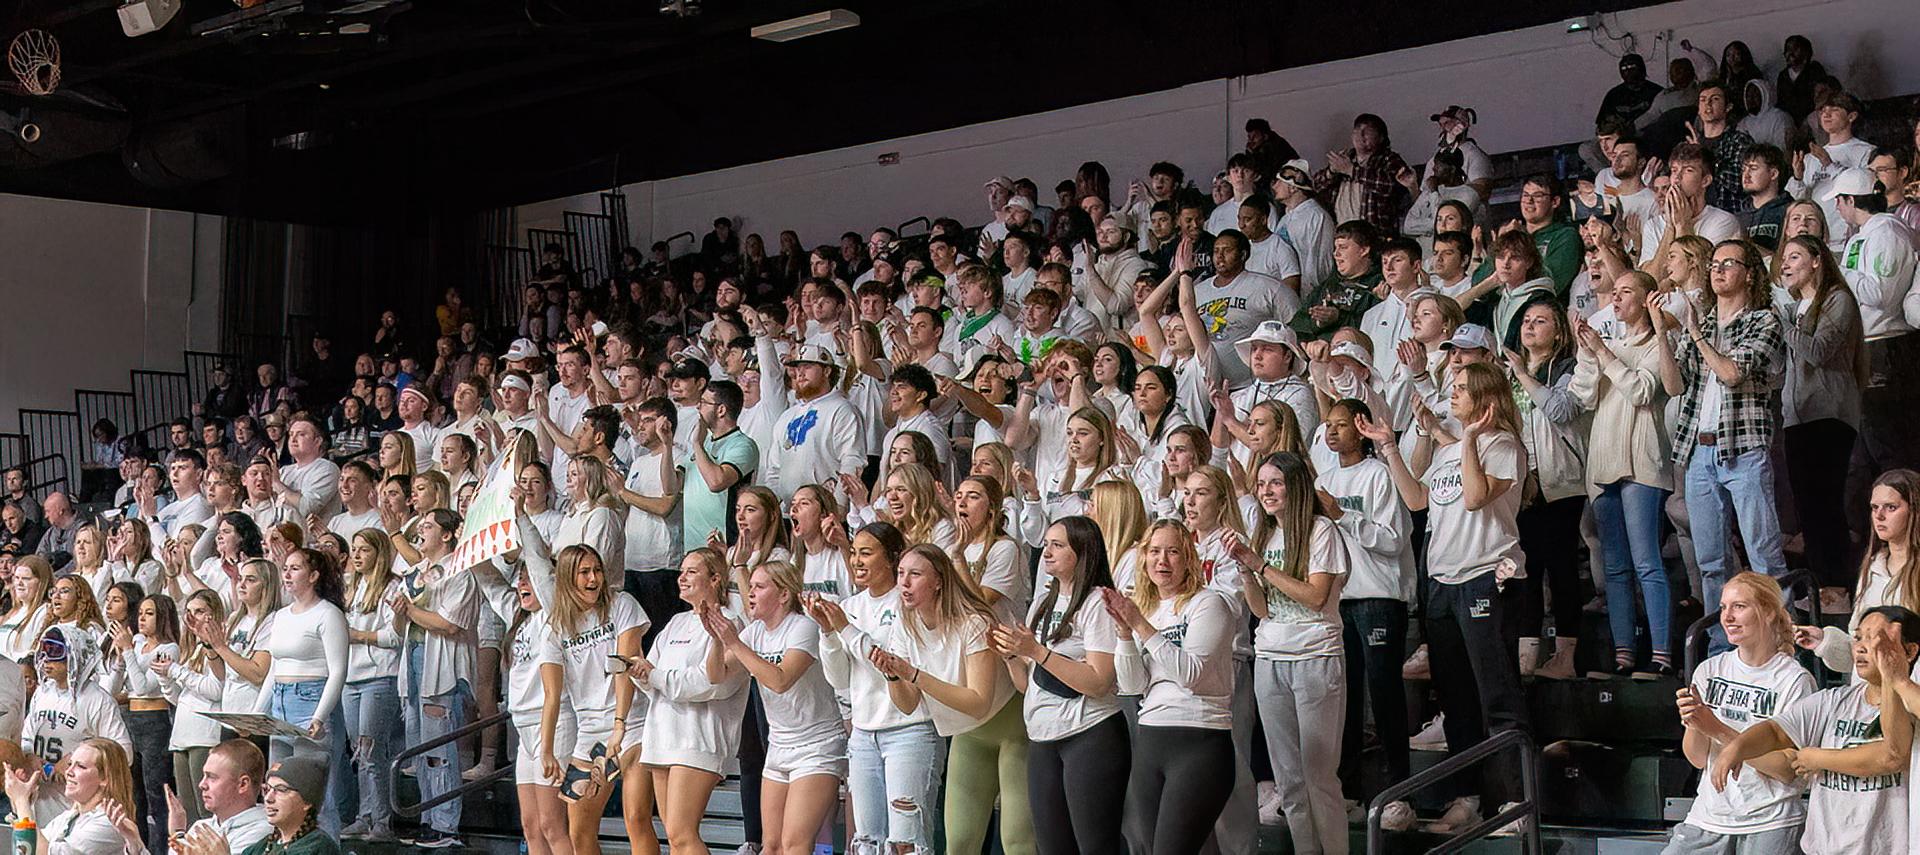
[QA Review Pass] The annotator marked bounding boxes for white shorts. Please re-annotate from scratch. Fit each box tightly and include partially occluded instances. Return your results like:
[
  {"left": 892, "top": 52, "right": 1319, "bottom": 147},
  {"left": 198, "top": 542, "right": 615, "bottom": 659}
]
[
  {"left": 570, "top": 712, "right": 640, "bottom": 763},
  {"left": 514, "top": 713, "right": 578, "bottom": 787},
  {"left": 762, "top": 731, "right": 849, "bottom": 785}
]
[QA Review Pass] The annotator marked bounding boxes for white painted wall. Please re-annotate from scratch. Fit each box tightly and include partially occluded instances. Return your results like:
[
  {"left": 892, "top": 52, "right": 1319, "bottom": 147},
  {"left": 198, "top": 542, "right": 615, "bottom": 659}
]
[
  {"left": 521, "top": 0, "right": 1920, "bottom": 254},
  {"left": 0, "top": 194, "right": 222, "bottom": 432}
]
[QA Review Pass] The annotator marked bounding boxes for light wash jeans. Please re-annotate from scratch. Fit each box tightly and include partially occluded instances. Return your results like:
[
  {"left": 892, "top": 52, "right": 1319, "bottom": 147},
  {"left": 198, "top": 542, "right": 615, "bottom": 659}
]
[
  {"left": 1253, "top": 656, "right": 1349, "bottom": 855},
  {"left": 1684, "top": 446, "right": 1788, "bottom": 652},
  {"left": 266, "top": 678, "right": 349, "bottom": 835},
  {"left": 403, "top": 644, "right": 470, "bottom": 835},
  {"left": 846, "top": 721, "right": 944, "bottom": 854},
  {"left": 1595, "top": 480, "right": 1673, "bottom": 659},
  {"left": 340, "top": 676, "right": 400, "bottom": 827}
]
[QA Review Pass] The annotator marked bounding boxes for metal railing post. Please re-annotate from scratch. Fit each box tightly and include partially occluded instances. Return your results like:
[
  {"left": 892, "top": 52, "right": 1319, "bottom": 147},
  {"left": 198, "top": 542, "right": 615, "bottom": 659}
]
[
  {"left": 387, "top": 710, "right": 514, "bottom": 818},
  {"left": 1366, "top": 729, "right": 1540, "bottom": 854}
]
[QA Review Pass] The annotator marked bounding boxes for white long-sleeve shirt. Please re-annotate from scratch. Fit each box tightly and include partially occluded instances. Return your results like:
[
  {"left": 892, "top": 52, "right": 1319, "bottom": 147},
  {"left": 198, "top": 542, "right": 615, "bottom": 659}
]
[
  {"left": 1315, "top": 456, "right": 1414, "bottom": 602},
  {"left": 1114, "top": 589, "right": 1237, "bottom": 729},
  {"left": 344, "top": 581, "right": 404, "bottom": 683},
  {"left": 253, "top": 600, "right": 350, "bottom": 728},
  {"left": 106, "top": 638, "right": 179, "bottom": 701},
  {"left": 158, "top": 656, "right": 225, "bottom": 750},
  {"left": 278, "top": 457, "right": 342, "bottom": 520}
]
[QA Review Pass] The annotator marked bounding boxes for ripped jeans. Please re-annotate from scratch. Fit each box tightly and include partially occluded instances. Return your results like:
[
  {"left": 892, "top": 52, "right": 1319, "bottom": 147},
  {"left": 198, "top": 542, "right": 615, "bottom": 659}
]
[
  {"left": 846, "top": 721, "right": 944, "bottom": 854},
  {"left": 340, "top": 676, "right": 400, "bottom": 827},
  {"left": 403, "top": 645, "right": 471, "bottom": 835}
]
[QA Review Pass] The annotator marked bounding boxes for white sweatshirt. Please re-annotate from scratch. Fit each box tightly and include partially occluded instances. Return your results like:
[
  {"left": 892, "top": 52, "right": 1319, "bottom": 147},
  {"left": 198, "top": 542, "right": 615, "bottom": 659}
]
[
  {"left": 765, "top": 390, "right": 869, "bottom": 503},
  {"left": 639, "top": 609, "right": 750, "bottom": 772},
  {"left": 1114, "top": 589, "right": 1238, "bottom": 729},
  {"left": 158, "top": 654, "right": 225, "bottom": 751},
  {"left": 1315, "top": 456, "right": 1415, "bottom": 602}
]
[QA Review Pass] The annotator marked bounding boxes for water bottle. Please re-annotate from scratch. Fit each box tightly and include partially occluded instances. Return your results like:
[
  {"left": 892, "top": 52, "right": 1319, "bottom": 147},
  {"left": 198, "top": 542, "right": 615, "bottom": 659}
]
[
  {"left": 11, "top": 816, "right": 35, "bottom": 855},
  {"left": 517, "top": 841, "right": 530, "bottom": 855}
]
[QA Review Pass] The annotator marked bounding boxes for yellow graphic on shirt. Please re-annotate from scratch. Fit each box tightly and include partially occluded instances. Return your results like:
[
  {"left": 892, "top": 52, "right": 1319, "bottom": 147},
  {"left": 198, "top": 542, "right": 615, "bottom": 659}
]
[{"left": 1201, "top": 299, "right": 1231, "bottom": 337}]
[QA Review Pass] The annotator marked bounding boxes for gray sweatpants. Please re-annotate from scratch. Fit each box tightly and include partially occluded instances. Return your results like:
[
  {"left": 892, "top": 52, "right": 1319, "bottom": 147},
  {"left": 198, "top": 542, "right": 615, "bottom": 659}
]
[
  {"left": 1254, "top": 656, "right": 1349, "bottom": 855},
  {"left": 1662, "top": 822, "right": 1803, "bottom": 855}
]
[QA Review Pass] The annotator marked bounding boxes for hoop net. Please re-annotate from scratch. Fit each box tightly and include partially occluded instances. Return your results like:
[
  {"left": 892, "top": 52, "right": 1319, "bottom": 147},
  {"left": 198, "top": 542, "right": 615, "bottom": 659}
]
[{"left": 8, "top": 30, "right": 60, "bottom": 96}]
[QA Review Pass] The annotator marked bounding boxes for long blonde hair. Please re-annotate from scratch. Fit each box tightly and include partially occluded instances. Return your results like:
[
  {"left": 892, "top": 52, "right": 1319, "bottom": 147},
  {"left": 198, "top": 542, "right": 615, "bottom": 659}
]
[
  {"left": 1455, "top": 362, "right": 1525, "bottom": 440},
  {"left": 1091, "top": 480, "right": 1150, "bottom": 571},
  {"left": 1061, "top": 406, "right": 1118, "bottom": 493},
  {"left": 230, "top": 558, "right": 284, "bottom": 632},
  {"left": 180, "top": 589, "right": 227, "bottom": 673},
  {"left": 1185, "top": 464, "right": 1247, "bottom": 540},
  {"left": 754, "top": 561, "right": 804, "bottom": 615},
  {"left": 568, "top": 457, "right": 622, "bottom": 512},
  {"left": 1721, "top": 571, "right": 1796, "bottom": 658},
  {"left": 1132, "top": 519, "right": 1205, "bottom": 615},
  {"left": 75, "top": 738, "right": 137, "bottom": 818},
  {"left": 950, "top": 476, "right": 1010, "bottom": 580},
  {"left": 550, "top": 544, "right": 612, "bottom": 635},
  {"left": 71, "top": 525, "right": 106, "bottom": 573},
  {"left": 381, "top": 431, "right": 418, "bottom": 479},
  {"left": 1235, "top": 401, "right": 1304, "bottom": 496},
  {"left": 885, "top": 463, "right": 949, "bottom": 547},
  {"left": 346, "top": 529, "right": 398, "bottom": 615},
  {"left": 900, "top": 545, "right": 995, "bottom": 640}
]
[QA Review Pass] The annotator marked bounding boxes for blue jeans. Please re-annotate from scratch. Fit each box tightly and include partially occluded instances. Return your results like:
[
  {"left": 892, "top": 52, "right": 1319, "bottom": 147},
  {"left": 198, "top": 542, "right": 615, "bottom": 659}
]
[
  {"left": 266, "top": 679, "right": 349, "bottom": 835},
  {"left": 846, "top": 721, "right": 944, "bottom": 854},
  {"left": 1594, "top": 480, "right": 1673, "bottom": 659},
  {"left": 340, "top": 676, "right": 400, "bottom": 827},
  {"left": 403, "top": 644, "right": 470, "bottom": 835},
  {"left": 1684, "top": 446, "right": 1788, "bottom": 651}
]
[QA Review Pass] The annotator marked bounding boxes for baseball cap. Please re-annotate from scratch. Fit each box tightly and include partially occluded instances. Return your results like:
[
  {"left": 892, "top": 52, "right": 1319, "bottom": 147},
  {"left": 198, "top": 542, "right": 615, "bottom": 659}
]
[
  {"left": 503, "top": 338, "right": 539, "bottom": 361},
  {"left": 955, "top": 350, "right": 1007, "bottom": 382},
  {"left": 984, "top": 175, "right": 1015, "bottom": 191},
  {"left": 1004, "top": 196, "right": 1035, "bottom": 213},
  {"left": 1822, "top": 167, "right": 1879, "bottom": 200},
  {"left": 1276, "top": 159, "right": 1313, "bottom": 191},
  {"left": 782, "top": 344, "right": 840, "bottom": 369},
  {"left": 1234, "top": 320, "right": 1309, "bottom": 376},
  {"left": 497, "top": 374, "right": 531, "bottom": 394},
  {"left": 1430, "top": 105, "right": 1476, "bottom": 127},
  {"left": 666, "top": 357, "right": 711, "bottom": 381},
  {"left": 1440, "top": 324, "right": 1497, "bottom": 352},
  {"left": 1328, "top": 340, "right": 1373, "bottom": 374}
]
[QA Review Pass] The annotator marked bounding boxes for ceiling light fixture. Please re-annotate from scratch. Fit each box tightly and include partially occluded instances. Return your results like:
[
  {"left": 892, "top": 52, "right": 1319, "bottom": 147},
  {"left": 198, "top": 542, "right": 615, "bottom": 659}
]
[{"left": 751, "top": 9, "right": 859, "bottom": 42}]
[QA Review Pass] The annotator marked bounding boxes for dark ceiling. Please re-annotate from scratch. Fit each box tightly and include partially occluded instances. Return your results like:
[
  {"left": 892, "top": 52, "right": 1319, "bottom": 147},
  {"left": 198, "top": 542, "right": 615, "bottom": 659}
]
[{"left": 0, "top": 0, "right": 1662, "bottom": 225}]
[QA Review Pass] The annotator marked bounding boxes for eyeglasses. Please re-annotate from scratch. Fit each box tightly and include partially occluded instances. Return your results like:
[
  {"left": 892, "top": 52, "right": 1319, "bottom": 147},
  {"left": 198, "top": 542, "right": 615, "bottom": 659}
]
[
  {"left": 1518, "top": 192, "right": 1555, "bottom": 202},
  {"left": 265, "top": 783, "right": 296, "bottom": 796},
  {"left": 1708, "top": 259, "right": 1751, "bottom": 272}
]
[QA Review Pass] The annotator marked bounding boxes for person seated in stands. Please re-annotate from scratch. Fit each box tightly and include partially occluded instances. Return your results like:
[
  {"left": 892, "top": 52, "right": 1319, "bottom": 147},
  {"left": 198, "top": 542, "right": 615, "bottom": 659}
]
[
  {"left": 1712, "top": 605, "right": 1917, "bottom": 855},
  {"left": 180, "top": 742, "right": 339, "bottom": 855},
  {"left": 168, "top": 739, "right": 272, "bottom": 853}
]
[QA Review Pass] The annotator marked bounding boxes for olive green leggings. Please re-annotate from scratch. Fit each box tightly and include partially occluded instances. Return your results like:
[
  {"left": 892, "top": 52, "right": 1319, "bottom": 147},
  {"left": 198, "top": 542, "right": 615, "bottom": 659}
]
[{"left": 944, "top": 696, "right": 1037, "bottom": 855}]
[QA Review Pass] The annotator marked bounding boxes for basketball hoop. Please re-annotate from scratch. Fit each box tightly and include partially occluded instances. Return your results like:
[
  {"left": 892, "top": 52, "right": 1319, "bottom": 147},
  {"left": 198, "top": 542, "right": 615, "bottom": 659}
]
[{"left": 8, "top": 30, "right": 61, "bottom": 96}]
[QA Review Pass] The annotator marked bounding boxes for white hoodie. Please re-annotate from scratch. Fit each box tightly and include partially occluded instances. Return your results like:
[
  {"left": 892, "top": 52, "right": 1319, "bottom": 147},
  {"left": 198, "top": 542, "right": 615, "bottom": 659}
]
[{"left": 1737, "top": 78, "right": 1794, "bottom": 152}]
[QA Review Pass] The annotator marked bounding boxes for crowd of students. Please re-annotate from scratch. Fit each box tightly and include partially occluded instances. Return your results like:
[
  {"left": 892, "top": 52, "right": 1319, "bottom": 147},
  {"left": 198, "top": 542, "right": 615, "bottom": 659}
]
[{"left": 4, "top": 28, "right": 1920, "bottom": 855}]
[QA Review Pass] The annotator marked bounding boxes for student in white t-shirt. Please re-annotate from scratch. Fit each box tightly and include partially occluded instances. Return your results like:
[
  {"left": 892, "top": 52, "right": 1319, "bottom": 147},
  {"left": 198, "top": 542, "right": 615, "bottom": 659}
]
[
  {"left": 991, "top": 516, "right": 1124, "bottom": 855},
  {"left": 950, "top": 476, "right": 1031, "bottom": 625},
  {"left": 803, "top": 523, "right": 935, "bottom": 855},
  {"left": 862, "top": 545, "right": 1019, "bottom": 854},
  {"left": 1107, "top": 519, "right": 1239, "bottom": 852},
  {"left": 1231, "top": 452, "right": 1350, "bottom": 855},
  {"left": 493, "top": 565, "right": 571, "bottom": 855},
  {"left": 614, "top": 398, "right": 682, "bottom": 573},
  {"left": 1315, "top": 399, "right": 1417, "bottom": 829},
  {"left": 1666, "top": 572, "right": 1816, "bottom": 855},
  {"left": 787, "top": 485, "right": 853, "bottom": 601},
  {"left": 1713, "top": 605, "right": 1917, "bottom": 855},
  {"left": 1356, "top": 361, "right": 1531, "bottom": 833},
  {"left": 701, "top": 563, "right": 847, "bottom": 855}
]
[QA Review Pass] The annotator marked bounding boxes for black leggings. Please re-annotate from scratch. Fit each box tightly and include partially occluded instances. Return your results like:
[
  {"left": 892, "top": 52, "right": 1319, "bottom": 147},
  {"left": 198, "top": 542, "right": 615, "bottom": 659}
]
[
  {"left": 1027, "top": 713, "right": 1130, "bottom": 855},
  {"left": 1517, "top": 495, "right": 1588, "bottom": 640},
  {"left": 1785, "top": 419, "right": 1858, "bottom": 588},
  {"left": 736, "top": 689, "right": 770, "bottom": 844},
  {"left": 1125, "top": 725, "right": 1236, "bottom": 855}
]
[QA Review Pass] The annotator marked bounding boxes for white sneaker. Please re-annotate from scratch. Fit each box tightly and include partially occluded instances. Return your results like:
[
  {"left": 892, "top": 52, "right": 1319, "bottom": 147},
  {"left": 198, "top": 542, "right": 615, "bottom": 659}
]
[
  {"left": 1379, "top": 800, "right": 1418, "bottom": 832},
  {"left": 1425, "top": 796, "right": 1481, "bottom": 834},
  {"left": 1489, "top": 801, "right": 1529, "bottom": 836},
  {"left": 732, "top": 845, "right": 762, "bottom": 855},
  {"left": 459, "top": 756, "right": 497, "bottom": 782},
  {"left": 1409, "top": 714, "right": 1448, "bottom": 751},
  {"left": 1402, "top": 644, "right": 1431, "bottom": 679}
]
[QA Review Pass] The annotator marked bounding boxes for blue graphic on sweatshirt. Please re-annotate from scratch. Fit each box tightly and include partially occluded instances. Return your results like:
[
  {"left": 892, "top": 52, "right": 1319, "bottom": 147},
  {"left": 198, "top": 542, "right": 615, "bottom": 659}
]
[{"left": 785, "top": 409, "right": 820, "bottom": 450}]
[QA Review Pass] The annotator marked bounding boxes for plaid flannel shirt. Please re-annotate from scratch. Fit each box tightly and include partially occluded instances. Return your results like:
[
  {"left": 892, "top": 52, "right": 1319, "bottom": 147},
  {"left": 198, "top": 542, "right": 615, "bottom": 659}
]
[
  {"left": 1314, "top": 149, "right": 1409, "bottom": 235},
  {"left": 1669, "top": 305, "right": 1784, "bottom": 463}
]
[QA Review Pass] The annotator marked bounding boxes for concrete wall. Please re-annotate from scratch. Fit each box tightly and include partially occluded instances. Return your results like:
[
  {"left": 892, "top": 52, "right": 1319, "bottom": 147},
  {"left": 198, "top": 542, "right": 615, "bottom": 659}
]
[{"left": 521, "top": 0, "right": 1920, "bottom": 252}]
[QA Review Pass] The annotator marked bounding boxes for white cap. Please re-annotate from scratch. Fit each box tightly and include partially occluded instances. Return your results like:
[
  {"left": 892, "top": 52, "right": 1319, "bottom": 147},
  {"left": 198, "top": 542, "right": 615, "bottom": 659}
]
[
  {"left": 1822, "top": 167, "right": 1879, "bottom": 200},
  {"left": 497, "top": 374, "right": 531, "bottom": 394},
  {"left": 503, "top": 338, "right": 539, "bottom": 361},
  {"left": 1440, "top": 323, "right": 1497, "bottom": 352},
  {"left": 1328, "top": 340, "right": 1373, "bottom": 374},
  {"left": 782, "top": 344, "right": 840, "bottom": 369},
  {"left": 1277, "top": 158, "right": 1313, "bottom": 190},
  {"left": 1234, "top": 320, "right": 1308, "bottom": 376},
  {"left": 1004, "top": 196, "right": 1035, "bottom": 213}
]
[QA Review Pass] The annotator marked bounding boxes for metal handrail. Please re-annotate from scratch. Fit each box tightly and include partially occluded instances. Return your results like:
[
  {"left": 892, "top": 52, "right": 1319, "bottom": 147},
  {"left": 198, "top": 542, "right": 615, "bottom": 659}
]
[
  {"left": 1367, "top": 729, "right": 1541, "bottom": 855},
  {"left": 897, "top": 215, "right": 930, "bottom": 235},
  {"left": 388, "top": 710, "right": 513, "bottom": 818},
  {"left": 23, "top": 452, "right": 68, "bottom": 497}
]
